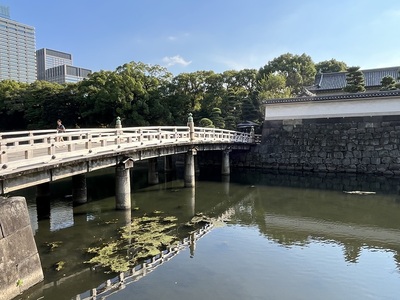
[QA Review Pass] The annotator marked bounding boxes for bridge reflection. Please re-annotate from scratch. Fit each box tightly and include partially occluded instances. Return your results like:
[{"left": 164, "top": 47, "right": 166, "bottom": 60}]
[{"left": 18, "top": 169, "right": 400, "bottom": 299}]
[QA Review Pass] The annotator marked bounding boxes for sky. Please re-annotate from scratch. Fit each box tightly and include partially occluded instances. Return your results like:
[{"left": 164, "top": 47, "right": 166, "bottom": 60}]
[{"left": 2, "top": 0, "right": 400, "bottom": 75}]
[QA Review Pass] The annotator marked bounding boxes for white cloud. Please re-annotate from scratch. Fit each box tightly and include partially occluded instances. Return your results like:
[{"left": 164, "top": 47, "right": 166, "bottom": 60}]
[{"left": 162, "top": 55, "right": 192, "bottom": 67}]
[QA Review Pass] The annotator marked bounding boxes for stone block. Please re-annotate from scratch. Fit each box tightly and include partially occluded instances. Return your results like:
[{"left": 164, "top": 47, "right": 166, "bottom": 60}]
[
  {"left": 0, "top": 198, "right": 30, "bottom": 238},
  {"left": 0, "top": 197, "right": 43, "bottom": 300}
]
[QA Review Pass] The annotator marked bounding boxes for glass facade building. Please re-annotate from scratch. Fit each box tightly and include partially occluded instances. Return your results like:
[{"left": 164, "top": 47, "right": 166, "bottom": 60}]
[
  {"left": 0, "top": 5, "right": 37, "bottom": 83},
  {"left": 43, "top": 64, "right": 91, "bottom": 84},
  {"left": 36, "top": 48, "right": 91, "bottom": 83},
  {"left": 36, "top": 48, "right": 72, "bottom": 80}
]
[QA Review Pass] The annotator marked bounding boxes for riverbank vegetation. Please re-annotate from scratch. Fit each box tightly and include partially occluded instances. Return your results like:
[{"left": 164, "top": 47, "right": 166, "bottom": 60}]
[{"left": 0, "top": 53, "right": 350, "bottom": 131}]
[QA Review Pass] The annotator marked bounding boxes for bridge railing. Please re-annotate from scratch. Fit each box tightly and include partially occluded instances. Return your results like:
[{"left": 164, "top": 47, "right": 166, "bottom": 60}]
[{"left": 0, "top": 126, "right": 260, "bottom": 174}]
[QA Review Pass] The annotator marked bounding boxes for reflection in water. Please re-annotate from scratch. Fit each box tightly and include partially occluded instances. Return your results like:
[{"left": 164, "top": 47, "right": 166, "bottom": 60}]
[
  {"left": 13, "top": 168, "right": 400, "bottom": 299},
  {"left": 49, "top": 201, "right": 74, "bottom": 231},
  {"left": 229, "top": 173, "right": 400, "bottom": 267}
]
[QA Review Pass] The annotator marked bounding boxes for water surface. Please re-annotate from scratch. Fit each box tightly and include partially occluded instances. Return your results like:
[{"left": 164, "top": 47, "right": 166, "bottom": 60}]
[{"left": 14, "top": 168, "right": 400, "bottom": 300}]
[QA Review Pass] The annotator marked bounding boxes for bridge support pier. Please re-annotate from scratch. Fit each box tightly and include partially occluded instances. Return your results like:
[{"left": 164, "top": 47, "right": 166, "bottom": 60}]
[
  {"left": 72, "top": 174, "right": 87, "bottom": 205},
  {"left": 222, "top": 175, "right": 230, "bottom": 196},
  {"left": 36, "top": 182, "right": 50, "bottom": 198},
  {"left": 148, "top": 158, "right": 159, "bottom": 185},
  {"left": 115, "top": 159, "right": 133, "bottom": 210},
  {"left": 186, "top": 187, "right": 195, "bottom": 216},
  {"left": 36, "top": 183, "right": 51, "bottom": 220},
  {"left": 184, "top": 149, "right": 196, "bottom": 187},
  {"left": 164, "top": 156, "right": 173, "bottom": 172},
  {"left": 221, "top": 149, "right": 231, "bottom": 175}
]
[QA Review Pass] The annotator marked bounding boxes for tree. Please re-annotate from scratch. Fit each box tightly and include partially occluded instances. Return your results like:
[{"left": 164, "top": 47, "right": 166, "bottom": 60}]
[
  {"left": 0, "top": 80, "right": 29, "bottom": 130},
  {"left": 396, "top": 70, "right": 400, "bottom": 89},
  {"left": 343, "top": 66, "right": 366, "bottom": 93},
  {"left": 257, "top": 73, "right": 291, "bottom": 99},
  {"left": 198, "top": 118, "right": 214, "bottom": 127},
  {"left": 77, "top": 62, "right": 173, "bottom": 127},
  {"left": 220, "top": 90, "right": 243, "bottom": 130},
  {"left": 23, "top": 80, "right": 66, "bottom": 129},
  {"left": 380, "top": 76, "right": 397, "bottom": 91},
  {"left": 241, "top": 97, "right": 260, "bottom": 123},
  {"left": 200, "top": 72, "right": 224, "bottom": 116},
  {"left": 315, "top": 59, "right": 348, "bottom": 73},
  {"left": 77, "top": 70, "right": 122, "bottom": 127},
  {"left": 258, "top": 53, "right": 316, "bottom": 95},
  {"left": 210, "top": 107, "right": 225, "bottom": 128}
]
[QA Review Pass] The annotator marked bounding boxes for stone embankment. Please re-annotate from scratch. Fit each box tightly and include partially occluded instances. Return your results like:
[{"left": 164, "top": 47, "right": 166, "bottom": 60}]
[
  {"left": 231, "top": 116, "right": 400, "bottom": 176},
  {"left": 0, "top": 197, "right": 43, "bottom": 300}
]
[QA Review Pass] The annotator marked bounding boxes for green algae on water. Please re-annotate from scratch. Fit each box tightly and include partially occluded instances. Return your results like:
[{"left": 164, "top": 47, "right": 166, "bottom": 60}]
[{"left": 85, "top": 213, "right": 179, "bottom": 273}]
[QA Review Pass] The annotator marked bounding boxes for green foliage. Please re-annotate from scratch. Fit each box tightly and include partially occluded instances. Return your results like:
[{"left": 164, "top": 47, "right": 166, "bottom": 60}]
[
  {"left": 45, "top": 241, "right": 63, "bottom": 251},
  {"left": 258, "top": 53, "right": 316, "bottom": 95},
  {"left": 241, "top": 97, "right": 261, "bottom": 123},
  {"left": 199, "top": 117, "right": 214, "bottom": 127},
  {"left": 0, "top": 80, "right": 29, "bottom": 130},
  {"left": 210, "top": 108, "right": 225, "bottom": 128},
  {"left": 16, "top": 279, "right": 23, "bottom": 287},
  {"left": 380, "top": 76, "right": 397, "bottom": 91},
  {"left": 54, "top": 261, "right": 65, "bottom": 271},
  {"left": 315, "top": 59, "right": 348, "bottom": 73},
  {"left": 343, "top": 66, "right": 366, "bottom": 93},
  {"left": 257, "top": 73, "right": 291, "bottom": 99},
  {"left": 0, "top": 53, "right": 356, "bottom": 131}
]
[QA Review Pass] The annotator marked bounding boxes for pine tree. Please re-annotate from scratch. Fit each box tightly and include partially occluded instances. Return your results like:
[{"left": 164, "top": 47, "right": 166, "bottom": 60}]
[
  {"left": 343, "top": 66, "right": 366, "bottom": 93},
  {"left": 380, "top": 76, "right": 397, "bottom": 91}
]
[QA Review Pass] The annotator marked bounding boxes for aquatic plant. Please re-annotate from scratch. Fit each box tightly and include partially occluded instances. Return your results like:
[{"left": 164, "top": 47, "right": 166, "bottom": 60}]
[
  {"left": 45, "top": 241, "right": 63, "bottom": 251},
  {"left": 85, "top": 213, "right": 179, "bottom": 273},
  {"left": 55, "top": 261, "right": 65, "bottom": 271}
]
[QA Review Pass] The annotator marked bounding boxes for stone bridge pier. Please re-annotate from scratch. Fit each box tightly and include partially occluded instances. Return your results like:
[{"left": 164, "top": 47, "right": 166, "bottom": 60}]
[{"left": 115, "top": 158, "right": 134, "bottom": 210}]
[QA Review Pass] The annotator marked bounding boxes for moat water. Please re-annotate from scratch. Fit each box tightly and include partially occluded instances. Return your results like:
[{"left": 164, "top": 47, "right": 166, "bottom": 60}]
[{"left": 13, "top": 166, "right": 400, "bottom": 300}]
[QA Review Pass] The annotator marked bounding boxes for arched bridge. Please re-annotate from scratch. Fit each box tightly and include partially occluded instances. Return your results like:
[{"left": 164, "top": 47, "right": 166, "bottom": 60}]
[{"left": 0, "top": 124, "right": 260, "bottom": 196}]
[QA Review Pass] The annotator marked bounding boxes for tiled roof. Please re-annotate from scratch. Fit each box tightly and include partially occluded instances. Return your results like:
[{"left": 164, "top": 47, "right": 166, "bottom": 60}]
[{"left": 309, "top": 66, "right": 400, "bottom": 92}]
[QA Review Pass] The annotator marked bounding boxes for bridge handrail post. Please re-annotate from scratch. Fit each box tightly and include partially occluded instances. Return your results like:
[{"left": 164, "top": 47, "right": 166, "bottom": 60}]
[
  {"left": 47, "top": 136, "right": 56, "bottom": 156},
  {"left": 158, "top": 128, "right": 162, "bottom": 143},
  {"left": 138, "top": 129, "right": 142, "bottom": 144},
  {"left": 0, "top": 135, "right": 7, "bottom": 164},
  {"left": 250, "top": 126, "right": 255, "bottom": 143},
  {"left": 187, "top": 113, "right": 195, "bottom": 142},
  {"left": 115, "top": 117, "right": 123, "bottom": 145},
  {"left": 23, "top": 132, "right": 34, "bottom": 159},
  {"left": 85, "top": 133, "right": 92, "bottom": 150}
]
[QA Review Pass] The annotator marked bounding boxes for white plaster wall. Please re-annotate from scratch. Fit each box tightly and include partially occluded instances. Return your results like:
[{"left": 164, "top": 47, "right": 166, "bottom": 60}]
[{"left": 264, "top": 97, "right": 400, "bottom": 120}]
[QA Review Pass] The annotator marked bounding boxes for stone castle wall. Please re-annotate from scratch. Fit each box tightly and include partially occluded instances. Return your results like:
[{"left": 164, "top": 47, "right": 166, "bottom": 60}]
[{"left": 229, "top": 116, "right": 400, "bottom": 176}]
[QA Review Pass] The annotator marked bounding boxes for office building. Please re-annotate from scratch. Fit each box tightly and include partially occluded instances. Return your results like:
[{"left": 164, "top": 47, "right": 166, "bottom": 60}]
[
  {"left": 0, "top": 5, "right": 37, "bottom": 83},
  {"left": 36, "top": 48, "right": 91, "bottom": 83}
]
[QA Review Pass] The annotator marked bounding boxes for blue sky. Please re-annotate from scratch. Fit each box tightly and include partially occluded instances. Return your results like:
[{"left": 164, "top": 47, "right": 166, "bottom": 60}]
[{"left": 2, "top": 0, "right": 400, "bottom": 75}]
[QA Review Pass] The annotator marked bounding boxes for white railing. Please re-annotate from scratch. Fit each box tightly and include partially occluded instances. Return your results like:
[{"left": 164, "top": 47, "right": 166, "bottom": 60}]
[{"left": 0, "top": 126, "right": 260, "bottom": 175}]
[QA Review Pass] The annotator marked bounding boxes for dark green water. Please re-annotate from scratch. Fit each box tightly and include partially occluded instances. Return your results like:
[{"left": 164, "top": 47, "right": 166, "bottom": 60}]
[{"left": 13, "top": 167, "right": 400, "bottom": 300}]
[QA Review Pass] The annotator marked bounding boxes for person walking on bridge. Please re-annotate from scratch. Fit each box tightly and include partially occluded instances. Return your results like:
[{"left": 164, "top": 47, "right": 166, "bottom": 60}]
[{"left": 56, "top": 119, "right": 66, "bottom": 142}]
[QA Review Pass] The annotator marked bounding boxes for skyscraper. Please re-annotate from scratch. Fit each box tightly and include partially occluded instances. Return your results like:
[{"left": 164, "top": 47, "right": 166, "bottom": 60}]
[
  {"left": 0, "top": 5, "right": 36, "bottom": 83},
  {"left": 36, "top": 48, "right": 72, "bottom": 80},
  {"left": 36, "top": 48, "right": 91, "bottom": 83}
]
